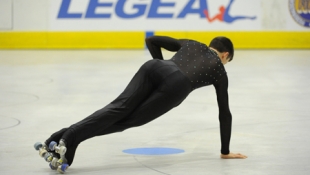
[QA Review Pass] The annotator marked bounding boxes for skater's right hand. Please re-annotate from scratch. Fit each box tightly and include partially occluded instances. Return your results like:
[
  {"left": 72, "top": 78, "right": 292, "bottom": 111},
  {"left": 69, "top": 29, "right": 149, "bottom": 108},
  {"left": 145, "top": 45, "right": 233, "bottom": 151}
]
[{"left": 221, "top": 152, "right": 247, "bottom": 159}]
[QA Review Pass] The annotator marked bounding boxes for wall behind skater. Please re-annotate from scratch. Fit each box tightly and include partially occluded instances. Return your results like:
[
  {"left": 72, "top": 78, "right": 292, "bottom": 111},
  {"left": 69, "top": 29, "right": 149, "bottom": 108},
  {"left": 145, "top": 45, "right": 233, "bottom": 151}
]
[{"left": 0, "top": 0, "right": 309, "bottom": 49}]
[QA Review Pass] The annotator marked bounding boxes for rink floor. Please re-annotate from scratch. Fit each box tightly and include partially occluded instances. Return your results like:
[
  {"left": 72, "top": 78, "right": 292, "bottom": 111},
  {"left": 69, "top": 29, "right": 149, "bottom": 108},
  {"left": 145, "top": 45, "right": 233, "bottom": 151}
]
[{"left": 0, "top": 49, "right": 309, "bottom": 175}]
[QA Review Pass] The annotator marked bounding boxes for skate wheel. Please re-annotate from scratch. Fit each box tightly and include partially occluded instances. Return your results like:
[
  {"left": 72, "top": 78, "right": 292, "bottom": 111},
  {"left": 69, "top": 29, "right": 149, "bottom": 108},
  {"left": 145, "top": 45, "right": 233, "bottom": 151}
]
[
  {"left": 50, "top": 157, "right": 59, "bottom": 170},
  {"left": 49, "top": 141, "right": 57, "bottom": 151},
  {"left": 44, "top": 153, "right": 53, "bottom": 162},
  {"left": 57, "top": 164, "right": 69, "bottom": 174},
  {"left": 49, "top": 163, "right": 57, "bottom": 170},
  {"left": 34, "top": 142, "right": 42, "bottom": 150},
  {"left": 39, "top": 149, "right": 47, "bottom": 157},
  {"left": 61, "top": 164, "right": 69, "bottom": 172}
]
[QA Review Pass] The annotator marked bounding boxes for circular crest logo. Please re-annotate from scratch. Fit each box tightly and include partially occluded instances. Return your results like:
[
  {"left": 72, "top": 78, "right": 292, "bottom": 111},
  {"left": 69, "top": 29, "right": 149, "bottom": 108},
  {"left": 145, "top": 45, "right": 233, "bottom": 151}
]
[{"left": 289, "top": 0, "right": 310, "bottom": 27}]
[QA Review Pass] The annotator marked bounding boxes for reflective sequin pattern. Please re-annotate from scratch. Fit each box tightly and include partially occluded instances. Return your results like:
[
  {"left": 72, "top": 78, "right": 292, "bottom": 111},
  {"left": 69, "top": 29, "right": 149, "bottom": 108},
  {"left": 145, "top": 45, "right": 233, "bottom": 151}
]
[{"left": 170, "top": 40, "right": 227, "bottom": 90}]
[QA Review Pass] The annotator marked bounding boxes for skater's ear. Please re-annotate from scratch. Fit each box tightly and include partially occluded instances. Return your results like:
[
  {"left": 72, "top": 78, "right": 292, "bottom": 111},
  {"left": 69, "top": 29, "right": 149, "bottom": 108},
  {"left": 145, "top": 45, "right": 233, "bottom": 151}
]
[{"left": 219, "top": 51, "right": 230, "bottom": 65}]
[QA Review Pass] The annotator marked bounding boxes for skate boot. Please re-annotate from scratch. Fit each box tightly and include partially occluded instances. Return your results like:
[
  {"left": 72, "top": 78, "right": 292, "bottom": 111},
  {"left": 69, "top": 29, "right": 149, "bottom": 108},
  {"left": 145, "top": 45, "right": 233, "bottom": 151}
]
[
  {"left": 49, "top": 139, "right": 69, "bottom": 173},
  {"left": 34, "top": 142, "right": 58, "bottom": 163}
]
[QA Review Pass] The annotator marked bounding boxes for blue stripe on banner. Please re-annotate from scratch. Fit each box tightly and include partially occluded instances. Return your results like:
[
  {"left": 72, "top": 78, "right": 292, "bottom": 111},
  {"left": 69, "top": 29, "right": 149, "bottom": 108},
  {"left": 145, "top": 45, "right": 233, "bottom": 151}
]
[{"left": 145, "top": 31, "right": 154, "bottom": 49}]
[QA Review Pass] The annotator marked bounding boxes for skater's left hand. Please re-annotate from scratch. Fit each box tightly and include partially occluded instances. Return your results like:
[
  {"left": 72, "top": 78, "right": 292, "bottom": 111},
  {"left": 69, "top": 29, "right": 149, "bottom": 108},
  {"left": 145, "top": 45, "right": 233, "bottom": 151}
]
[{"left": 221, "top": 152, "right": 247, "bottom": 159}]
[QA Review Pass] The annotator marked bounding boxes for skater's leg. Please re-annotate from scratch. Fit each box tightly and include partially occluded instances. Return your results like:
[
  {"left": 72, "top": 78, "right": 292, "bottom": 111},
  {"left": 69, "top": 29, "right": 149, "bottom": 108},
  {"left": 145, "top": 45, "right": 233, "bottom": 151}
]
[
  {"left": 44, "top": 67, "right": 154, "bottom": 166},
  {"left": 45, "top": 60, "right": 185, "bottom": 166},
  {"left": 60, "top": 60, "right": 181, "bottom": 147},
  {"left": 94, "top": 70, "right": 192, "bottom": 135}
]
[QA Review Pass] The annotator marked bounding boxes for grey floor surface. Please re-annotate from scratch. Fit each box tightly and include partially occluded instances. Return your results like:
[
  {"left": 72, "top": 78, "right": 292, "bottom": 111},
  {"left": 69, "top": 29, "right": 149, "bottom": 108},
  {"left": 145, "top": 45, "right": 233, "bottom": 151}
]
[{"left": 0, "top": 49, "right": 309, "bottom": 175}]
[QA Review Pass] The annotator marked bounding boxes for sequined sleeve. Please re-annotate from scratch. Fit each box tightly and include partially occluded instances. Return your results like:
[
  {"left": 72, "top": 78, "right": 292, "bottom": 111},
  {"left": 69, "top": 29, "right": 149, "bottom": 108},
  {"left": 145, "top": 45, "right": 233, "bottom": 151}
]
[
  {"left": 213, "top": 74, "right": 232, "bottom": 155},
  {"left": 145, "top": 36, "right": 187, "bottom": 60}
]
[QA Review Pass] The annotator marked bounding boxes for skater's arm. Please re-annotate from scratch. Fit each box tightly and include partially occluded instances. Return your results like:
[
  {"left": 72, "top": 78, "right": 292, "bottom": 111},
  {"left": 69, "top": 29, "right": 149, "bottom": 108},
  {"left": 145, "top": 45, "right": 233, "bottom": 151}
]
[
  {"left": 213, "top": 74, "right": 232, "bottom": 155},
  {"left": 213, "top": 75, "right": 247, "bottom": 159},
  {"left": 145, "top": 36, "right": 187, "bottom": 60}
]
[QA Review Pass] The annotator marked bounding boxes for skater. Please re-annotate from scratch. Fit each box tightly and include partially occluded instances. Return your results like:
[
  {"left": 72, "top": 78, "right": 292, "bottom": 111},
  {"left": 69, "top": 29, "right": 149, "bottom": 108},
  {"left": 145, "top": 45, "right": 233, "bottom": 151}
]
[{"left": 36, "top": 35, "right": 247, "bottom": 173}]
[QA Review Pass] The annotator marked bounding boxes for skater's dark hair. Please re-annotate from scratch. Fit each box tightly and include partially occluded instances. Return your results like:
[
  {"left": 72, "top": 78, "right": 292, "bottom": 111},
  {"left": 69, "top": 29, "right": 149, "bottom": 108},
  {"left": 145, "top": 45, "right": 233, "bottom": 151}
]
[{"left": 209, "top": 36, "right": 234, "bottom": 61}]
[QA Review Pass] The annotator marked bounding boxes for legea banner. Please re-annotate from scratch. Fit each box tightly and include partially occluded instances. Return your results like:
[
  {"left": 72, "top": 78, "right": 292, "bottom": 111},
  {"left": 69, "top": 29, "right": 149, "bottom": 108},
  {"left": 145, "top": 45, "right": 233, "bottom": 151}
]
[{"left": 49, "top": 0, "right": 261, "bottom": 31}]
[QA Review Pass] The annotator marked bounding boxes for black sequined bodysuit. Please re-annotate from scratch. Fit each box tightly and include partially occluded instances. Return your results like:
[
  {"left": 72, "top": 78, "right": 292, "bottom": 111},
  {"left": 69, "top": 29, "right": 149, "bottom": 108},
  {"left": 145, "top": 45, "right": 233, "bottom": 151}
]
[{"left": 146, "top": 36, "right": 232, "bottom": 155}]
